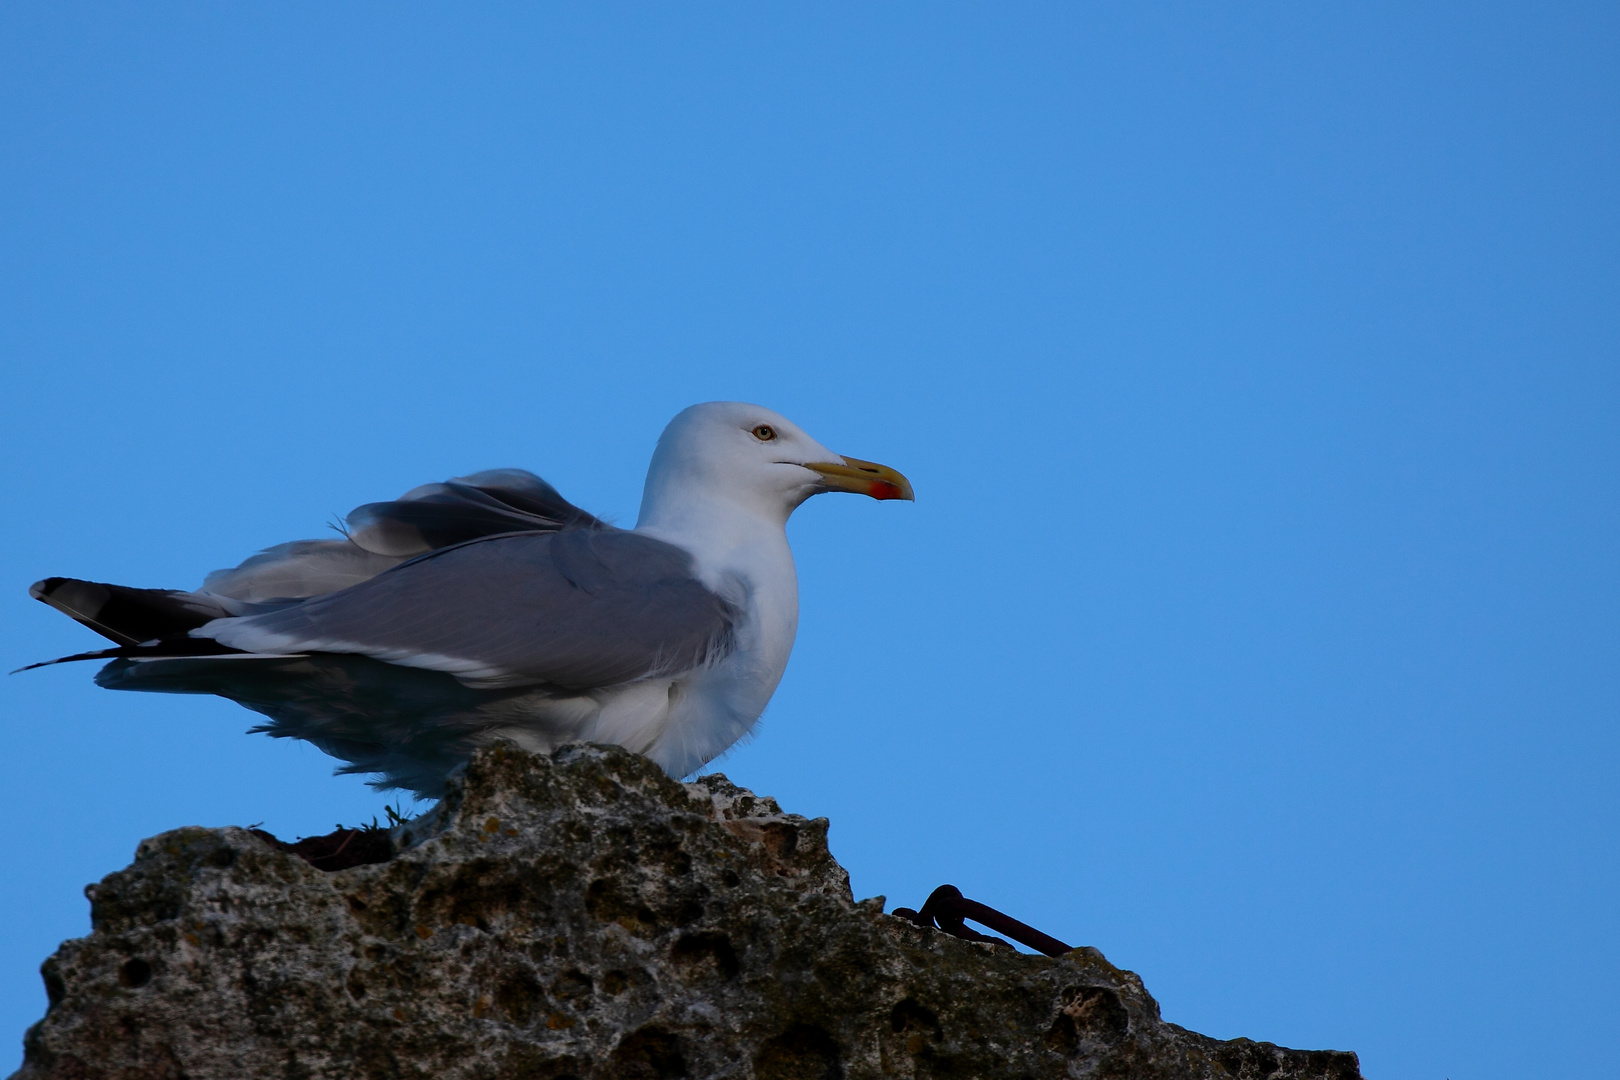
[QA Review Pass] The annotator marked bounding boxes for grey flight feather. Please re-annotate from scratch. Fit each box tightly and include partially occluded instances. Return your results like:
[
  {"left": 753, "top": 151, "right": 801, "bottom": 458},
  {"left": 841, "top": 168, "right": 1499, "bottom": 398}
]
[
  {"left": 202, "top": 541, "right": 404, "bottom": 608},
  {"left": 345, "top": 468, "right": 605, "bottom": 557},
  {"left": 201, "top": 469, "right": 603, "bottom": 609},
  {"left": 202, "top": 528, "right": 742, "bottom": 691}
]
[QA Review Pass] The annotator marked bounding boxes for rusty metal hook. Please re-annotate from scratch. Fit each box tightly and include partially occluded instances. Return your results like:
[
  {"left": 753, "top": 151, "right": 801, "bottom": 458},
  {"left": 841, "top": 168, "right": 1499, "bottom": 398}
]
[{"left": 892, "top": 885, "right": 1072, "bottom": 957}]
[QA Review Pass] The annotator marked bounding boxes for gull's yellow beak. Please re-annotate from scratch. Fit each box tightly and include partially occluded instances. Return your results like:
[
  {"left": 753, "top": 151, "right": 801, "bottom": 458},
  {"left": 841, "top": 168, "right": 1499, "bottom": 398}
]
[{"left": 801, "top": 456, "right": 915, "bottom": 501}]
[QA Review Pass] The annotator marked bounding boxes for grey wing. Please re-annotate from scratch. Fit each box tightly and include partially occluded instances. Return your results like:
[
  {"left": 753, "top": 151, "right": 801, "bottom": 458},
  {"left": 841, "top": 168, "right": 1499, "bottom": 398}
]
[
  {"left": 202, "top": 540, "right": 406, "bottom": 609},
  {"left": 346, "top": 468, "right": 605, "bottom": 557},
  {"left": 200, "top": 469, "right": 604, "bottom": 609},
  {"left": 201, "top": 529, "right": 741, "bottom": 690}
]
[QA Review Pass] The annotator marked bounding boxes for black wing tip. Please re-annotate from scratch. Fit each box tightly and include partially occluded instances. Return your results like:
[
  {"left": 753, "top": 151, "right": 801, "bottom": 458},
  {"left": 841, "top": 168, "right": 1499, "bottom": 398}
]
[
  {"left": 27, "top": 577, "right": 227, "bottom": 645},
  {"left": 29, "top": 576, "right": 79, "bottom": 603},
  {"left": 10, "top": 647, "right": 125, "bottom": 675}
]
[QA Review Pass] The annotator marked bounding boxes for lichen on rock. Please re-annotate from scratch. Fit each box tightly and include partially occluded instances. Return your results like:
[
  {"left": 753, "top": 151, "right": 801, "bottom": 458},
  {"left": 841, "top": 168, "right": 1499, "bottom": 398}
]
[{"left": 12, "top": 743, "right": 1362, "bottom": 1079}]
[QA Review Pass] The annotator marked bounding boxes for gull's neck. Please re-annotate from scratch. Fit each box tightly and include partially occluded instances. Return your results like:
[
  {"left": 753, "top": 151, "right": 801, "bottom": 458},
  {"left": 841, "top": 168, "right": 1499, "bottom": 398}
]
[
  {"left": 636, "top": 482, "right": 801, "bottom": 704},
  {"left": 634, "top": 487, "right": 791, "bottom": 586}
]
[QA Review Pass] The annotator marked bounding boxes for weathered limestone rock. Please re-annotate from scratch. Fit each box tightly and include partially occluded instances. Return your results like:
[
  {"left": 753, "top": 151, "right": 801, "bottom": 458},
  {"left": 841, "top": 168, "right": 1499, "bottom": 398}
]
[{"left": 13, "top": 744, "right": 1362, "bottom": 1079}]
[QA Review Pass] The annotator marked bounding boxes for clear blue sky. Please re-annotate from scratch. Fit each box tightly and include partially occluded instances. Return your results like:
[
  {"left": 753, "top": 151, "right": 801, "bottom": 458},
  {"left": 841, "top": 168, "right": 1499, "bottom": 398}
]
[{"left": 2, "top": 5, "right": 1615, "bottom": 1077}]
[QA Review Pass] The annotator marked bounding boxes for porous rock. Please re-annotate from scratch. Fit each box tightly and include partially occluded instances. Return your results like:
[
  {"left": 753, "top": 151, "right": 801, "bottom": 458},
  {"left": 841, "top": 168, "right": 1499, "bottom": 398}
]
[{"left": 13, "top": 743, "right": 1362, "bottom": 1079}]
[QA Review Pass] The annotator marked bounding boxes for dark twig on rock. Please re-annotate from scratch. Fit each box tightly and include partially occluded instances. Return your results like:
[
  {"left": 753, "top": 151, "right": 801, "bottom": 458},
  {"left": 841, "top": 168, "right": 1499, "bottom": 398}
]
[
  {"left": 249, "top": 825, "right": 395, "bottom": 872},
  {"left": 893, "top": 884, "right": 1073, "bottom": 957}
]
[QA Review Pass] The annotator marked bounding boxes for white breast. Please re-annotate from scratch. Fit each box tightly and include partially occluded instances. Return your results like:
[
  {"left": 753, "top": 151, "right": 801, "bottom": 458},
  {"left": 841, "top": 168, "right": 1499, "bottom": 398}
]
[{"left": 607, "top": 512, "right": 800, "bottom": 777}]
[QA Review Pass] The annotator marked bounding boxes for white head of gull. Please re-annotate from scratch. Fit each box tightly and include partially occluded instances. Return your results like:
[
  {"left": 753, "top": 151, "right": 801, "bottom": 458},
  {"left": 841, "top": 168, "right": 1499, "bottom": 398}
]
[{"left": 25, "top": 402, "right": 913, "bottom": 796}]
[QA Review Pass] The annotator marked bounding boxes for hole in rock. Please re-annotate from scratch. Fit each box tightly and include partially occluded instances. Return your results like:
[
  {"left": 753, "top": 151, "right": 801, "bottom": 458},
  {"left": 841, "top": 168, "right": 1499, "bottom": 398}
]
[
  {"left": 670, "top": 932, "right": 740, "bottom": 981},
  {"left": 1046, "top": 986, "right": 1129, "bottom": 1051},
  {"left": 761, "top": 822, "right": 799, "bottom": 859},
  {"left": 753, "top": 1023, "right": 843, "bottom": 1080},
  {"left": 889, "top": 998, "right": 940, "bottom": 1035},
  {"left": 611, "top": 1026, "right": 688, "bottom": 1079}
]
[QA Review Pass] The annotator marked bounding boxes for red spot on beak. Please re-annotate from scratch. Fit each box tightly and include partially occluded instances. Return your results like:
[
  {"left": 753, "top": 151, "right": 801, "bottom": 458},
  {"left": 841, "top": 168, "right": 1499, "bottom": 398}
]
[{"left": 870, "top": 481, "right": 902, "bottom": 501}]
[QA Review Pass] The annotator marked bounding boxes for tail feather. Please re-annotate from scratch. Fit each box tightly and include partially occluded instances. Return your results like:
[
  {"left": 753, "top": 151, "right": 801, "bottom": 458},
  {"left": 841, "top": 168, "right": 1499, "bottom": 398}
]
[
  {"left": 11, "top": 646, "right": 126, "bottom": 674},
  {"left": 29, "top": 577, "right": 228, "bottom": 645},
  {"left": 12, "top": 634, "right": 246, "bottom": 674}
]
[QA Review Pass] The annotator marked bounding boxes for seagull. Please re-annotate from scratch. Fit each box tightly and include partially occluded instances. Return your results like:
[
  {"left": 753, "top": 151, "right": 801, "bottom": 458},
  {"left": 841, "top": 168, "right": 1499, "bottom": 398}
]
[{"left": 23, "top": 402, "right": 912, "bottom": 796}]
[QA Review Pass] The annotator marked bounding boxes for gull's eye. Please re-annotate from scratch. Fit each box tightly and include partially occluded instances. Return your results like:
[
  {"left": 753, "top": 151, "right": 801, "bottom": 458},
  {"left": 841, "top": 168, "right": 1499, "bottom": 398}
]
[{"left": 751, "top": 424, "right": 777, "bottom": 442}]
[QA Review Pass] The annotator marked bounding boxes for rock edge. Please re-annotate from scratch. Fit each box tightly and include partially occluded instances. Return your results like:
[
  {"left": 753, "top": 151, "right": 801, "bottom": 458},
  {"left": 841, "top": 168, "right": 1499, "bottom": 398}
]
[{"left": 13, "top": 743, "right": 1362, "bottom": 1080}]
